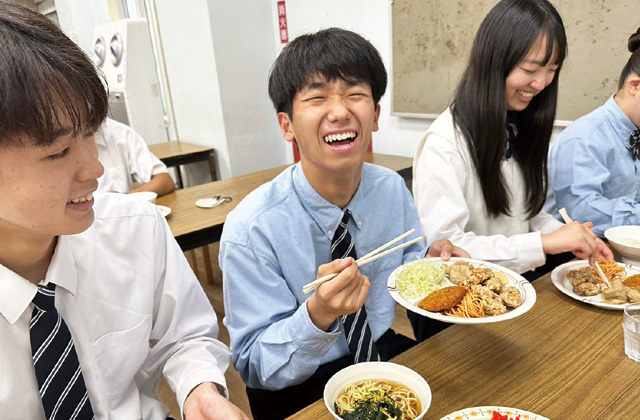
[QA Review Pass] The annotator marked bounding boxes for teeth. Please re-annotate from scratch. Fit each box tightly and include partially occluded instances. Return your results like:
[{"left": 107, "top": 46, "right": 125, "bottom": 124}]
[
  {"left": 68, "top": 193, "right": 93, "bottom": 204},
  {"left": 518, "top": 90, "right": 534, "bottom": 98},
  {"left": 323, "top": 131, "right": 357, "bottom": 143}
]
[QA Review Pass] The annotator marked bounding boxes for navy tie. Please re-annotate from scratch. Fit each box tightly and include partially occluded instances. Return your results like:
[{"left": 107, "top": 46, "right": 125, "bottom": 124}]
[
  {"left": 629, "top": 128, "right": 640, "bottom": 160},
  {"left": 30, "top": 283, "right": 94, "bottom": 420},
  {"left": 331, "top": 210, "right": 380, "bottom": 363},
  {"left": 504, "top": 111, "right": 518, "bottom": 160}
]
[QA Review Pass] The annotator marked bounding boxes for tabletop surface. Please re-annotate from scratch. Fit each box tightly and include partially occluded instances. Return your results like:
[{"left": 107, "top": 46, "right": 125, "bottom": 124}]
[
  {"left": 148, "top": 141, "right": 213, "bottom": 160},
  {"left": 156, "top": 153, "right": 412, "bottom": 249},
  {"left": 288, "top": 270, "right": 640, "bottom": 419}
]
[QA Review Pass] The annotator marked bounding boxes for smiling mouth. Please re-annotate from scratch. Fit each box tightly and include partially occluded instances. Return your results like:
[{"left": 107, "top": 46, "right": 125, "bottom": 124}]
[
  {"left": 517, "top": 90, "right": 534, "bottom": 98},
  {"left": 324, "top": 131, "right": 357, "bottom": 144},
  {"left": 67, "top": 193, "right": 93, "bottom": 204}
]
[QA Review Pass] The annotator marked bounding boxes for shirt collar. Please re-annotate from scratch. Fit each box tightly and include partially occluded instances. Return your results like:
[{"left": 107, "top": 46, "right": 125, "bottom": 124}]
[
  {"left": 604, "top": 95, "right": 637, "bottom": 144},
  {"left": 0, "top": 235, "right": 78, "bottom": 324},
  {"left": 292, "top": 163, "right": 366, "bottom": 240}
]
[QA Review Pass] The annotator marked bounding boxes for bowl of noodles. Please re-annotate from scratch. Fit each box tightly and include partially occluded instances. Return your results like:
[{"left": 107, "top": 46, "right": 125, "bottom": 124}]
[
  {"left": 324, "top": 361, "right": 431, "bottom": 420},
  {"left": 605, "top": 226, "right": 640, "bottom": 265}
]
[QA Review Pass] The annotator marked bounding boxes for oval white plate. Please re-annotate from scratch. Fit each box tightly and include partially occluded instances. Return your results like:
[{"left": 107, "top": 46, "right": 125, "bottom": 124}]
[
  {"left": 440, "top": 406, "right": 548, "bottom": 420},
  {"left": 550, "top": 260, "right": 640, "bottom": 310},
  {"left": 387, "top": 257, "right": 536, "bottom": 324},
  {"left": 156, "top": 205, "right": 171, "bottom": 218}
]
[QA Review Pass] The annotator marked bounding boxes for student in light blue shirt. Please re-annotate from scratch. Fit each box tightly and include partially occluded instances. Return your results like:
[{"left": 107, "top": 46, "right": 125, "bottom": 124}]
[
  {"left": 546, "top": 28, "right": 640, "bottom": 237},
  {"left": 219, "top": 28, "right": 467, "bottom": 420}
]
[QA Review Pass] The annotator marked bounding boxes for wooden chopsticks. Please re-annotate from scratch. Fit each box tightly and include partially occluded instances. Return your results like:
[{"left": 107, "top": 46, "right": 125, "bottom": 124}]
[
  {"left": 559, "top": 207, "right": 612, "bottom": 287},
  {"left": 559, "top": 207, "right": 573, "bottom": 224},
  {"left": 302, "top": 229, "right": 423, "bottom": 294}
]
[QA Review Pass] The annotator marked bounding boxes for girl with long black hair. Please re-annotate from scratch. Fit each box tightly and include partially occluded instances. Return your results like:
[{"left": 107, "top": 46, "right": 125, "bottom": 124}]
[{"left": 412, "top": 0, "right": 612, "bottom": 276}]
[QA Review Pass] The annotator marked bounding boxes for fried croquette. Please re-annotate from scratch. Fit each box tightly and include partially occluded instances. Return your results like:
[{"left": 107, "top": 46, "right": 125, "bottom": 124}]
[
  {"left": 418, "top": 286, "right": 467, "bottom": 312},
  {"left": 623, "top": 274, "right": 640, "bottom": 291}
]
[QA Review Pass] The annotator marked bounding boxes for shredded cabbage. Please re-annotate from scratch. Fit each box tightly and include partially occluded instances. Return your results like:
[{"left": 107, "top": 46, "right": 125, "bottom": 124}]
[{"left": 396, "top": 260, "right": 446, "bottom": 300}]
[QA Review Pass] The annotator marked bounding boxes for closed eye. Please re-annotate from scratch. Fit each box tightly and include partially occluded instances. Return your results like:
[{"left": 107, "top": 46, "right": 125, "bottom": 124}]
[{"left": 49, "top": 147, "right": 70, "bottom": 160}]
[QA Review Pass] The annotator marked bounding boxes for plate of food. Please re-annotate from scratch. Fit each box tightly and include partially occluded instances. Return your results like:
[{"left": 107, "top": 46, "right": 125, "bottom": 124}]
[
  {"left": 387, "top": 257, "right": 535, "bottom": 324},
  {"left": 440, "top": 406, "right": 548, "bottom": 420},
  {"left": 550, "top": 259, "right": 640, "bottom": 310}
]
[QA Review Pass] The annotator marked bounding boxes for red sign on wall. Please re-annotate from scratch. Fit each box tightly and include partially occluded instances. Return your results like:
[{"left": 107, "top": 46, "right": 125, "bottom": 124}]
[{"left": 277, "top": 1, "right": 288, "bottom": 44}]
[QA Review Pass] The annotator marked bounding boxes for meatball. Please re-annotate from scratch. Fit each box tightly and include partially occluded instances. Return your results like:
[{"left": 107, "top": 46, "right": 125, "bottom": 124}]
[
  {"left": 573, "top": 282, "right": 600, "bottom": 296},
  {"left": 470, "top": 284, "right": 494, "bottom": 301},
  {"left": 627, "top": 287, "right": 640, "bottom": 303},
  {"left": 567, "top": 267, "right": 595, "bottom": 287},
  {"left": 448, "top": 261, "right": 474, "bottom": 285},
  {"left": 483, "top": 295, "right": 506, "bottom": 316},
  {"left": 466, "top": 267, "right": 494, "bottom": 286},
  {"left": 483, "top": 277, "right": 504, "bottom": 294},
  {"left": 499, "top": 286, "right": 522, "bottom": 308}
]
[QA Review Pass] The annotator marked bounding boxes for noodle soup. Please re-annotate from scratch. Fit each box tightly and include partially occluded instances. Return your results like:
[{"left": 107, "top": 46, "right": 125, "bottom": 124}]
[
  {"left": 324, "top": 362, "right": 431, "bottom": 420},
  {"left": 334, "top": 379, "right": 421, "bottom": 420}
]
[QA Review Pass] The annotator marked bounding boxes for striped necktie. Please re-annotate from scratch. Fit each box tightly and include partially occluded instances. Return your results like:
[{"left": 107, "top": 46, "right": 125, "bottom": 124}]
[
  {"left": 30, "top": 283, "right": 94, "bottom": 420},
  {"left": 331, "top": 210, "right": 380, "bottom": 363}
]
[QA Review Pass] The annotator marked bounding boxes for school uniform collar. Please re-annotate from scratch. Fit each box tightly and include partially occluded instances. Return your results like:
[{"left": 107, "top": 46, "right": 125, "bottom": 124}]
[
  {"left": 292, "top": 163, "right": 366, "bottom": 241},
  {"left": 604, "top": 95, "right": 637, "bottom": 146},
  {"left": 0, "top": 235, "right": 77, "bottom": 324}
]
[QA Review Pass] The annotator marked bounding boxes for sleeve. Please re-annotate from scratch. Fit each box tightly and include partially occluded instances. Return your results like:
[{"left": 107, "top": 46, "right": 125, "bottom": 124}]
[
  {"left": 125, "top": 127, "right": 169, "bottom": 185},
  {"left": 549, "top": 136, "right": 640, "bottom": 237},
  {"left": 144, "top": 212, "right": 232, "bottom": 415},
  {"left": 220, "top": 240, "right": 342, "bottom": 391},
  {"left": 413, "top": 133, "right": 545, "bottom": 274}
]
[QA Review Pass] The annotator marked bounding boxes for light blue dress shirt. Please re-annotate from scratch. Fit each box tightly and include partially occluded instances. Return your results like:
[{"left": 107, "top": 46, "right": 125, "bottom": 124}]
[
  {"left": 220, "top": 163, "right": 426, "bottom": 390},
  {"left": 546, "top": 95, "right": 640, "bottom": 237}
]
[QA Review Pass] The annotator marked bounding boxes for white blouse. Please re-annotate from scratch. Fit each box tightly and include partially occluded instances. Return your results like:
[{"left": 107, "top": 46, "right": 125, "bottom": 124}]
[{"left": 412, "top": 108, "right": 563, "bottom": 274}]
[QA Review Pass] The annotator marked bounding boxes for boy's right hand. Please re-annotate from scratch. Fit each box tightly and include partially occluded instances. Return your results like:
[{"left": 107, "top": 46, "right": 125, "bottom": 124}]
[{"left": 307, "top": 257, "right": 370, "bottom": 331}]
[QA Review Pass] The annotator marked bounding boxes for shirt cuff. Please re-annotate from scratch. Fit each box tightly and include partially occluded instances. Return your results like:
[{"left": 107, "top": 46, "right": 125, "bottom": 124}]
[
  {"left": 289, "top": 300, "right": 342, "bottom": 356},
  {"left": 176, "top": 369, "right": 228, "bottom": 419},
  {"left": 514, "top": 231, "right": 546, "bottom": 273}
]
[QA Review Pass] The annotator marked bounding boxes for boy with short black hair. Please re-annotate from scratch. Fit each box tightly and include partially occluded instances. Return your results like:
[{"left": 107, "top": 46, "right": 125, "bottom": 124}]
[
  {"left": 0, "top": 2, "right": 247, "bottom": 419},
  {"left": 220, "top": 27, "right": 466, "bottom": 420}
]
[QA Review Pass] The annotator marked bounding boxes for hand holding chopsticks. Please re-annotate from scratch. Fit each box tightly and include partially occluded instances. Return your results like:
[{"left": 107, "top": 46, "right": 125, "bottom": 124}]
[{"left": 302, "top": 229, "right": 423, "bottom": 294}]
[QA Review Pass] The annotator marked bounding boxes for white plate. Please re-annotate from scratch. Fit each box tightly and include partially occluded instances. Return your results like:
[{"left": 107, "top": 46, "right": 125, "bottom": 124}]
[
  {"left": 440, "top": 406, "right": 548, "bottom": 420},
  {"left": 387, "top": 257, "right": 536, "bottom": 324},
  {"left": 156, "top": 205, "right": 171, "bottom": 218},
  {"left": 550, "top": 260, "right": 640, "bottom": 310}
]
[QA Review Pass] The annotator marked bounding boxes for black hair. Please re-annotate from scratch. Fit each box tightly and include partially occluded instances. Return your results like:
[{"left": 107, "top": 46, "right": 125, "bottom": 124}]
[
  {"left": 268, "top": 27, "right": 387, "bottom": 117},
  {"left": 451, "top": 0, "right": 567, "bottom": 218},
  {"left": 619, "top": 27, "right": 640, "bottom": 90},
  {"left": 0, "top": 0, "right": 108, "bottom": 147}
]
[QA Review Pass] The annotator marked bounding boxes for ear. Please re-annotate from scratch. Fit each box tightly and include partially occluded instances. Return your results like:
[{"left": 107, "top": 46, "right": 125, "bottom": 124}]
[
  {"left": 628, "top": 74, "right": 640, "bottom": 96},
  {"left": 277, "top": 112, "right": 296, "bottom": 143},
  {"left": 372, "top": 103, "right": 381, "bottom": 133}
]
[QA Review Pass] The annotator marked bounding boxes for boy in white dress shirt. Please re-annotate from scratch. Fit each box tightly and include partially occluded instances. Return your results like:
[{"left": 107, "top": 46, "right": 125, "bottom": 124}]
[
  {"left": 96, "top": 117, "right": 176, "bottom": 196},
  {"left": 0, "top": 2, "right": 247, "bottom": 419}
]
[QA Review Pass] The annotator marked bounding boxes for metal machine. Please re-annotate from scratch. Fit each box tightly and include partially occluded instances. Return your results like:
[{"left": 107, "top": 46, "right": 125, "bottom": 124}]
[{"left": 93, "top": 19, "right": 168, "bottom": 144}]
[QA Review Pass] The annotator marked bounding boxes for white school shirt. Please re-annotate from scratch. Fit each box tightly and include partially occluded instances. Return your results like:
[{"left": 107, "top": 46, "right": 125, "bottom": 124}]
[
  {"left": 412, "top": 108, "right": 563, "bottom": 274},
  {"left": 0, "top": 193, "right": 231, "bottom": 419},
  {"left": 96, "top": 118, "right": 169, "bottom": 193}
]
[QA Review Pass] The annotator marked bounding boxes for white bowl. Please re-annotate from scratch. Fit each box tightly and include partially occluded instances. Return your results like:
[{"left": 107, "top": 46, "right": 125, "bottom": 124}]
[
  {"left": 129, "top": 191, "right": 158, "bottom": 203},
  {"left": 605, "top": 225, "right": 640, "bottom": 265},
  {"left": 324, "top": 361, "right": 431, "bottom": 420}
]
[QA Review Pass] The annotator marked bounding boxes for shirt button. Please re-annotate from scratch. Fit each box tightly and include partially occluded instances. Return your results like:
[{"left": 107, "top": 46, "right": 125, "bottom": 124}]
[
  {"left": 357, "top": 221, "right": 362, "bottom": 226},
  {"left": 328, "top": 230, "right": 333, "bottom": 236}
]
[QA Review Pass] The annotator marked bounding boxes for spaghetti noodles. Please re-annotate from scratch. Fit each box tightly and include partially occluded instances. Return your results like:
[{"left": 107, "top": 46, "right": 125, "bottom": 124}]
[
  {"left": 591, "top": 259, "right": 626, "bottom": 282},
  {"left": 443, "top": 290, "right": 485, "bottom": 318}
]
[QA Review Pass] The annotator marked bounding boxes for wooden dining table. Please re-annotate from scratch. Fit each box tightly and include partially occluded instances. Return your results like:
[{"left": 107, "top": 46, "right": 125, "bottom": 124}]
[
  {"left": 156, "top": 152, "right": 413, "bottom": 251},
  {"left": 288, "top": 269, "right": 640, "bottom": 419}
]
